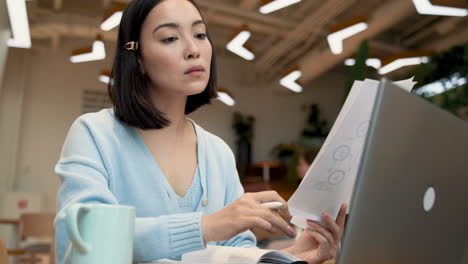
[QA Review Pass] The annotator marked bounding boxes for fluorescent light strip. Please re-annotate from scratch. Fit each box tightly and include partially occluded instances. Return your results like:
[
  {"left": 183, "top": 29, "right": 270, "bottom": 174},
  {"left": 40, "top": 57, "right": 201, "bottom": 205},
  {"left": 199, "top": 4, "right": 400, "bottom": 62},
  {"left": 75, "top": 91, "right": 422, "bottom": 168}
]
[
  {"left": 100, "top": 11, "right": 123, "bottom": 31},
  {"left": 327, "top": 22, "right": 368, "bottom": 54},
  {"left": 259, "top": 0, "right": 302, "bottom": 14},
  {"left": 344, "top": 58, "right": 382, "bottom": 69},
  {"left": 412, "top": 0, "right": 467, "bottom": 17},
  {"left": 226, "top": 31, "right": 255, "bottom": 61},
  {"left": 217, "top": 92, "right": 236, "bottom": 106},
  {"left": 378, "top": 57, "right": 429, "bottom": 75},
  {"left": 280, "top": 70, "right": 303, "bottom": 93},
  {"left": 6, "top": 0, "right": 32, "bottom": 48},
  {"left": 70, "top": 40, "right": 106, "bottom": 63}
]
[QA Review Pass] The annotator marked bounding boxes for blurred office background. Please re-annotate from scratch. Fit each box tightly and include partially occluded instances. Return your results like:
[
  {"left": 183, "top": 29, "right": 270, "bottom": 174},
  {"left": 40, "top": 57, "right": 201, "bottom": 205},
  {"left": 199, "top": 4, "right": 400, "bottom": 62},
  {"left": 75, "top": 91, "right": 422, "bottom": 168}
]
[{"left": 0, "top": 0, "right": 467, "bottom": 263}]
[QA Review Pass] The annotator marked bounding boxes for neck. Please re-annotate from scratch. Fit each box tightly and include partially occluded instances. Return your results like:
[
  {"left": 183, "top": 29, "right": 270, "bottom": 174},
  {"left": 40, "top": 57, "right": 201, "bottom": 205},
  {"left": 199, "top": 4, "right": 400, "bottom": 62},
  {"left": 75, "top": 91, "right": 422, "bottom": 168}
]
[{"left": 144, "top": 89, "right": 188, "bottom": 136}]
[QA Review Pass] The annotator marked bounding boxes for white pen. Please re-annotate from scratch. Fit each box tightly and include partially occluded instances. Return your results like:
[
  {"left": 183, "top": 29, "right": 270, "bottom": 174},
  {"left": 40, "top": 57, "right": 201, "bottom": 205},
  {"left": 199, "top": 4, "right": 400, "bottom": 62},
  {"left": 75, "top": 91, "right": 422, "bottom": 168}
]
[{"left": 261, "top": 201, "right": 284, "bottom": 210}]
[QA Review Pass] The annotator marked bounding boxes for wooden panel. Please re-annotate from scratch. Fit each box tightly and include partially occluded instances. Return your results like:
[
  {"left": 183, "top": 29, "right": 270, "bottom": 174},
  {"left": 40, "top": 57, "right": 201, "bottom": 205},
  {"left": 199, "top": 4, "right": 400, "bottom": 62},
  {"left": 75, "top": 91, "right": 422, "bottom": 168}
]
[{"left": 432, "top": 0, "right": 468, "bottom": 8}]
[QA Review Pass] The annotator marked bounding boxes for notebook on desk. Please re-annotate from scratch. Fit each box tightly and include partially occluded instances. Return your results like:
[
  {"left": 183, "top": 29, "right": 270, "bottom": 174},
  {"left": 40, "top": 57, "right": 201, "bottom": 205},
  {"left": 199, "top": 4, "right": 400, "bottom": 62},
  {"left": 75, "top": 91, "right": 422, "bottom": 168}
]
[
  {"left": 146, "top": 245, "right": 305, "bottom": 264},
  {"left": 182, "top": 245, "right": 305, "bottom": 264}
]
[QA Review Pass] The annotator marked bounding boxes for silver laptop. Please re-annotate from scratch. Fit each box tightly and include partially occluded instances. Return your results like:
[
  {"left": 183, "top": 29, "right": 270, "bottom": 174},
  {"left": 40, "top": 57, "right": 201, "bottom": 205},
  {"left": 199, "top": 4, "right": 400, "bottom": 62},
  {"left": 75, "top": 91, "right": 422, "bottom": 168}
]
[{"left": 337, "top": 81, "right": 468, "bottom": 264}]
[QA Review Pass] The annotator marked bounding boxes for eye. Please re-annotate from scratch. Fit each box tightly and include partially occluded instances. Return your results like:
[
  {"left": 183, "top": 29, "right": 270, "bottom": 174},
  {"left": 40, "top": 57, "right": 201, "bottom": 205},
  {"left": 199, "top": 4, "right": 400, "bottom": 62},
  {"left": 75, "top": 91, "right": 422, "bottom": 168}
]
[
  {"left": 161, "top": 37, "right": 178, "bottom": 44},
  {"left": 195, "top": 33, "right": 207, "bottom": 40}
]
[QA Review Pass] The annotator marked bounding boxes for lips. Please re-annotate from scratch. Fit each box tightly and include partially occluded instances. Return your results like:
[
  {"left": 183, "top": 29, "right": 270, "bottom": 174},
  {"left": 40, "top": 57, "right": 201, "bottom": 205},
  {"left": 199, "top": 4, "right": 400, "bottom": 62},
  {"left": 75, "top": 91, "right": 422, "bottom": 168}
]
[{"left": 185, "top": 66, "right": 205, "bottom": 74}]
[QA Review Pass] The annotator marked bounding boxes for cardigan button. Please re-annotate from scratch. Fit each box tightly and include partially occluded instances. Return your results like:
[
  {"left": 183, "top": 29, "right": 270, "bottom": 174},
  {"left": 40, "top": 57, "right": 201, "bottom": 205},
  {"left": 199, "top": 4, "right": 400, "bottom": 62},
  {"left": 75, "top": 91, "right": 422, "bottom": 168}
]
[{"left": 202, "top": 199, "right": 208, "bottom": 207}]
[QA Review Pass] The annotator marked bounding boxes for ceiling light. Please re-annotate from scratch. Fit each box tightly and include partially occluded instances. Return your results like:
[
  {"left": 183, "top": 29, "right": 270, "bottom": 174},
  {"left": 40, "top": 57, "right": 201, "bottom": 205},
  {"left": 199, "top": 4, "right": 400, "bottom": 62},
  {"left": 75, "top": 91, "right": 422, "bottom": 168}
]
[
  {"left": 226, "top": 29, "right": 255, "bottom": 61},
  {"left": 280, "top": 69, "right": 303, "bottom": 93},
  {"left": 366, "top": 58, "right": 382, "bottom": 69},
  {"left": 101, "top": 12, "right": 123, "bottom": 31},
  {"left": 6, "top": 0, "right": 32, "bottom": 48},
  {"left": 70, "top": 36, "right": 106, "bottom": 63},
  {"left": 259, "top": 0, "right": 302, "bottom": 14},
  {"left": 378, "top": 56, "right": 429, "bottom": 75},
  {"left": 217, "top": 88, "right": 235, "bottom": 106},
  {"left": 344, "top": 58, "right": 382, "bottom": 69},
  {"left": 327, "top": 22, "right": 368, "bottom": 54},
  {"left": 100, "top": 3, "right": 126, "bottom": 31},
  {"left": 99, "top": 75, "right": 110, "bottom": 84},
  {"left": 412, "top": 0, "right": 467, "bottom": 17},
  {"left": 99, "top": 70, "right": 112, "bottom": 84},
  {"left": 344, "top": 59, "right": 355, "bottom": 66}
]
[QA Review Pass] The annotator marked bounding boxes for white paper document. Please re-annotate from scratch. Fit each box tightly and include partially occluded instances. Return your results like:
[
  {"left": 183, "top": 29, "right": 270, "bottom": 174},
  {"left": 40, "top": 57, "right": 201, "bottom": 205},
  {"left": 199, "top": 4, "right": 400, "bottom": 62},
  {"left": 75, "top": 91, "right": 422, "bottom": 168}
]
[{"left": 288, "top": 78, "right": 417, "bottom": 228}]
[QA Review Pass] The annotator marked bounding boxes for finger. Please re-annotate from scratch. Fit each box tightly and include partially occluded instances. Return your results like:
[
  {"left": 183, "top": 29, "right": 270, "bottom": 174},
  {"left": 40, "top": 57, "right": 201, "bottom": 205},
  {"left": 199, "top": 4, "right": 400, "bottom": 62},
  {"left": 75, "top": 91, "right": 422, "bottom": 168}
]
[
  {"left": 279, "top": 203, "right": 293, "bottom": 221},
  {"left": 307, "top": 221, "right": 333, "bottom": 242},
  {"left": 336, "top": 203, "right": 348, "bottom": 232},
  {"left": 252, "top": 191, "right": 287, "bottom": 205},
  {"left": 250, "top": 191, "right": 291, "bottom": 220},
  {"left": 305, "top": 229, "right": 333, "bottom": 261},
  {"left": 255, "top": 208, "right": 296, "bottom": 238},
  {"left": 307, "top": 221, "right": 334, "bottom": 246},
  {"left": 263, "top": 209, "right": 296, "bottom": 238},
  {"left": 245, "top": 216, "right": 273, "bottom": 232},
  {"left": 305, "top": 228, "right": 329, "bottom": 246},
  {"left": 270, "top": 226, "right": 280, "bottom": 234},
  {"left": 320, "top": 212, "right": 341, "bottom": 242},
  {"left": 246, "top": 216, "right": 283, "bottom": 235}
]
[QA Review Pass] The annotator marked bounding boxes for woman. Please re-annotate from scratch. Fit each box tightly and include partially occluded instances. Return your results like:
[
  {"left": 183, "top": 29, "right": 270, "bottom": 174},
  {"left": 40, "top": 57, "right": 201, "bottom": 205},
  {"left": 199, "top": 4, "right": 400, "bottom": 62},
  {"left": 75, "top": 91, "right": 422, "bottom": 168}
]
[{"left": 55, "top": 0, "right": 347, "bottom": 263}]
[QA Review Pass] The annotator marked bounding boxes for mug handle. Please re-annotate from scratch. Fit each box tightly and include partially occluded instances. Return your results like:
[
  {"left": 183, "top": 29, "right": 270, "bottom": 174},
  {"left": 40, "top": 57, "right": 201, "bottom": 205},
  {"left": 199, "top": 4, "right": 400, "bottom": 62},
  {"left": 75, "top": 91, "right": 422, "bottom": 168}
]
[{"left": 66, "top": 204, "right": 92, "bottom": 254}]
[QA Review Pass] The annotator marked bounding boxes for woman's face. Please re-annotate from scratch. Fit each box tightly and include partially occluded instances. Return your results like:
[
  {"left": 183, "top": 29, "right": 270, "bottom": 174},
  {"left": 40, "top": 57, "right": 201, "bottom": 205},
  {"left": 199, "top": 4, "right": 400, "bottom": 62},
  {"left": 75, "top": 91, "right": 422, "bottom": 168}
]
[
  {"left": 296, "top": 156, "right": 310, "bottom": 180},
  {"left": 139, "top": 0, "right": 212, "bottom": 97}
]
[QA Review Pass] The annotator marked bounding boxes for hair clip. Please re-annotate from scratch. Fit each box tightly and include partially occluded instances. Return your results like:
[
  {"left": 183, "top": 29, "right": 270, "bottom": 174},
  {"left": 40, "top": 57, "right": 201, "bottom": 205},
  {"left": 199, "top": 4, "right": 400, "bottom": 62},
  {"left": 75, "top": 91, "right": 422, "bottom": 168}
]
[{"left": 124, "top": 41, "right": 139, "bottom": 51}]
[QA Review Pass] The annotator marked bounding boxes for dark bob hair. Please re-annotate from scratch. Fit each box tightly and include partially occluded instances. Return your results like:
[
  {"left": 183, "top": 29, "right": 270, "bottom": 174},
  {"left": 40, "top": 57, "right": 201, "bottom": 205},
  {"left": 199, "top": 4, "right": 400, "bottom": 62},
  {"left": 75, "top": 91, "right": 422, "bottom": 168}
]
[{"left": 108, "top": 0, "right": 218, "bottom": 129}]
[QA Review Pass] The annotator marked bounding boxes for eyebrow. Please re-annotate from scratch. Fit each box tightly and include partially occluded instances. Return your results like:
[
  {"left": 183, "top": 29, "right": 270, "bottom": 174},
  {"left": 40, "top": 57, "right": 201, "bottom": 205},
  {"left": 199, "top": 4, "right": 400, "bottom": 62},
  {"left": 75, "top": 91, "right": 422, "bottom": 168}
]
[{"left": 153, "top": 20, "right": 205, "bottom": 33}]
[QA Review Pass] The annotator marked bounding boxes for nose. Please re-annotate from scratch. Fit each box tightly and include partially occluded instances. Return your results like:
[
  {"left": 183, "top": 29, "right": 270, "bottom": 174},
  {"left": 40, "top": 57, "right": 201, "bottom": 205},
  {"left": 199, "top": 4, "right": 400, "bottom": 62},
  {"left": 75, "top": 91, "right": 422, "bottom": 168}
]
[{"left": 184, "top": 38, "right": 201, "bottom": 60}]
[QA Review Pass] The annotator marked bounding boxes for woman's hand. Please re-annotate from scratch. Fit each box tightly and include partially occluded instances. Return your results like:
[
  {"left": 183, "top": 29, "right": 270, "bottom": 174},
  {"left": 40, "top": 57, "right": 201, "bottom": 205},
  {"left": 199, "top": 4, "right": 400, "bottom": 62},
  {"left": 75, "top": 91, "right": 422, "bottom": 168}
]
[
  {"left": 283, "top": 203, "right": 347, "bottom": 264},
  {"left": 201, "top": 191, "right": 296, "bottom": 242}
]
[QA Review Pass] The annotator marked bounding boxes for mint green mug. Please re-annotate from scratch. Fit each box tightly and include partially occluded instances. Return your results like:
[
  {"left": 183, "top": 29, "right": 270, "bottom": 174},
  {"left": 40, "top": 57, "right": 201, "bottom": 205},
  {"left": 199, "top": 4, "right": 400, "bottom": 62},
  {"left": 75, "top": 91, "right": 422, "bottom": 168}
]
[{"left": 66, "top": 203, "right": 135, "bottom": 264}]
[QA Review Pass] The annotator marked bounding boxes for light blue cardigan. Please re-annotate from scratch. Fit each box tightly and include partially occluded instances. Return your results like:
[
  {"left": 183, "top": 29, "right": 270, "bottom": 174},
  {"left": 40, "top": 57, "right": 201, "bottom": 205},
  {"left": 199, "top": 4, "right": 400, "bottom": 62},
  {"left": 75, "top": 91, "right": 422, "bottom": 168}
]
[{"left": 55, "top": 109, "right": 256, "bottom": 263}]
